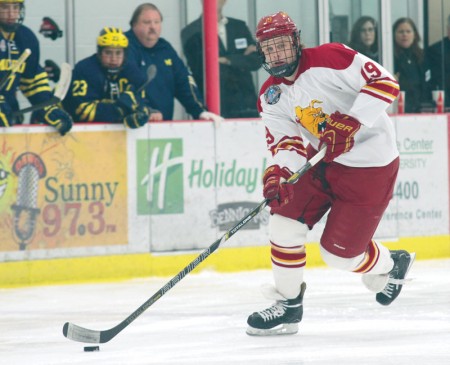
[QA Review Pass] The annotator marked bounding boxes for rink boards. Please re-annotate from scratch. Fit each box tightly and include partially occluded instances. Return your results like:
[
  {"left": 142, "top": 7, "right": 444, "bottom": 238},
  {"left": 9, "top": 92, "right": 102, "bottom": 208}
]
[{"left": 0, "top": 115, "right": 449, "bottom": 286}]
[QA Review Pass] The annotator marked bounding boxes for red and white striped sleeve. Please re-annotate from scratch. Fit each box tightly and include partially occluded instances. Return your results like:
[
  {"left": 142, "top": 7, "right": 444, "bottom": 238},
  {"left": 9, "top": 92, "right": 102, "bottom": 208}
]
[{"left": 347, "top": 53, "right": 399, "bottom": 127}]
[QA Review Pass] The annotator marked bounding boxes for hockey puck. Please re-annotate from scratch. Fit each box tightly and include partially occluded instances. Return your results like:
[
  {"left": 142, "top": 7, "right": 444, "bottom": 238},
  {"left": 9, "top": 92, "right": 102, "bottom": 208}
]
[{"left": 84, "top": 346, "right": 100, "bottom": 352}]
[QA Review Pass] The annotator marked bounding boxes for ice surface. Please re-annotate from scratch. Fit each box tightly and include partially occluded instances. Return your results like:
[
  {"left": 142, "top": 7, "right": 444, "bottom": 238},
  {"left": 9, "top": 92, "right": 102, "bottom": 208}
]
[{"left": 1, "top": 259, "right": 449, "bottom": 365}]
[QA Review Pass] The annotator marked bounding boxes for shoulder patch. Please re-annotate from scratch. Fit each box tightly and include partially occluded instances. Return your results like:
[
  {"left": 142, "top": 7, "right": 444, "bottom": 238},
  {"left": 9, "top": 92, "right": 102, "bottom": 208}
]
[{"left": 264, "top": 85, "right": 282, "bottom": 105}]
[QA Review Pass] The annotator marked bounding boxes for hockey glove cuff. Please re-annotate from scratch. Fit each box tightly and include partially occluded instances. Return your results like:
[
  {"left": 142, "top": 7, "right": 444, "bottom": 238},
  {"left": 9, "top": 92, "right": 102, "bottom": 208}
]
[
  {"left": 123, "top": 110, "right": 149, "bottom": 129},
  {"left": 41, "top": 105, "right": 73, "bottom": 136},
  {"left": 319, "top": 112, "right": 361, "bottom": 163}
]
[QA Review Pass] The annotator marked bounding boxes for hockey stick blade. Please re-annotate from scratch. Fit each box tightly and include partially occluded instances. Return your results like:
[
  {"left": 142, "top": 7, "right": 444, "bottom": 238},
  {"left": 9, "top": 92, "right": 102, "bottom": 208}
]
[
  {"left": 137, "top": 64, "right": 157, "bottom": 93},
  {"left": 13, "top": 62, "right": 72, "bottom": 117},
  {"left": 62, "top": 147, "right": 326, "bottom": 344},
  {"left": 53, "top": 62, "right": 72, "bottom": 100}
]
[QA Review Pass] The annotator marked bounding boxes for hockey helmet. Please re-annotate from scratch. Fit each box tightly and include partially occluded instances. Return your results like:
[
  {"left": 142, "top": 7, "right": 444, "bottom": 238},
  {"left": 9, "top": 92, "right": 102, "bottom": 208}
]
[
  {"left": 255, "top": 12, "right": 302, "bottom": 78},
  {"left": 0, "top": 0, "right": 25, "bottom": 33},
  {"left": 97, "top": 27, "right": 129, "bottom": 49},
  {"left": 97, "top": 27, "right": 128, "bottom": 76}
]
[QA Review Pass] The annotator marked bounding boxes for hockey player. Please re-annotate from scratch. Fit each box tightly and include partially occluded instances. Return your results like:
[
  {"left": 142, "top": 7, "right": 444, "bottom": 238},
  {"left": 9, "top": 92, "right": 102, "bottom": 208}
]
[
  {"left": 0, "top": 0, "right": 72, "bottom": 135},
  {"left": 247, "top": 12, "right": 415, "bottom": 336},
  {"left": 63, "top": 27, "right": 161, "bottom": 128}
]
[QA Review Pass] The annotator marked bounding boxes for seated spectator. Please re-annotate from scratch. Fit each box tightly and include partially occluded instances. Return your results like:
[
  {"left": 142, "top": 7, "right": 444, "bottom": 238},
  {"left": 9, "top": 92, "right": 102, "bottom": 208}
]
[
  {"left": 427, "top": 14, "right": 450, "bottom": 109},
  {"left": 393, "top": 17, "right": 433, "bottom": 113},
  {"left": 348, "top": 16, "right": 379, "bottom": 63},
  {"left": 0, "top": 0, "right": 72, "bottom": 135},
  {"left": 125, "top": 3, "right": 223, "bottom": 124},
  {"left": 181, "top": 0, "right": 260, "bottom": 118},
  {"left": 63, "top": 27, "right": 161, "bottom": 128}
]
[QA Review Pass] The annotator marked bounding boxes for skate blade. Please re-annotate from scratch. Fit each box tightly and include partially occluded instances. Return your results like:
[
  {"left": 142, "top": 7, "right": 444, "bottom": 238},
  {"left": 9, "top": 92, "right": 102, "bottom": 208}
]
[{"left": 246, "top": 323, "right": 298, "bottom": 336}]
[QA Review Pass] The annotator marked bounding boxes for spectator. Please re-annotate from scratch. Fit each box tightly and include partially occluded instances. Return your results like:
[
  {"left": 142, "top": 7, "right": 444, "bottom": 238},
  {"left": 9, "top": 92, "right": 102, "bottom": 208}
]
[
  {"left": 393, "top": 17, "right": 433, "bottom": 113},
  {"left": 63, "top": 27, "right": 161, "bottom": 128},
  {"left": 0, "top": 0, "right": 72, "bottom": 135},
  {"left": 348, "top": 16, "right": 379, "bottom": 63},
  {"left": 181, "top": 0, "right": 260, "bottom": 118},
  {"left": 428, "top": 14, "right": 450, "bottom": 109},
  {"left": 125, "top": 3, "right": 223, "bottom": 124}
]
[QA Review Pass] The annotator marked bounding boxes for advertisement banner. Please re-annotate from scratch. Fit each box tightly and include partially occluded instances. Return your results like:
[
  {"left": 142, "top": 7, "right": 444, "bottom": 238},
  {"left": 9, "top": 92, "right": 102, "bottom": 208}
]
[
  {"left": 391, "top": 115, "right": 449, "bottom": 235},
  {"left": 0, "top": 128, "right": 128, "bottom": 254},
  {"left": 128, "top": 120, "right": 270, "bottom": 252}
]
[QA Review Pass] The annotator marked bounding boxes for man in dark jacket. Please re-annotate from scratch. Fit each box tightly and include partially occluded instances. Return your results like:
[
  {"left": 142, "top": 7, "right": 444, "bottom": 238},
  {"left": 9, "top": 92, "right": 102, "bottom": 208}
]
[
  {"left": 125, "top": 3, "right": 223, "bottom": 123},
  {"left": 181, "top": 0, "right": 261, "bottom": 118},
  {"left": 428, "top": 15, "right": 450, "bottom": 109}
]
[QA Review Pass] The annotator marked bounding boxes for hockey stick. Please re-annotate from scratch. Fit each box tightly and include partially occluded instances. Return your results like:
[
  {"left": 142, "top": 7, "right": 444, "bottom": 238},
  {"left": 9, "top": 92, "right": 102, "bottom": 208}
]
[
  {"left": 137, "top": 64, "right": 157, "bottom": 94},
  {"left": 0, "top": 48, "right": 31, "bottom": 91},
  {"left": 12, "top": 62, "right": 72, "bottom": 117},
  {"left": 62, "top": 147, "right": 327, "bottom": 344}
]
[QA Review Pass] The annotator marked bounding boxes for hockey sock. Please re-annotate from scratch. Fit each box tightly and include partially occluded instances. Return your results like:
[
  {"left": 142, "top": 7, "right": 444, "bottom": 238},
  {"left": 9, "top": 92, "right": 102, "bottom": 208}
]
[
  {"left": 271, "top": 241, "right": 306, "bottom": 299},
  {"left": 353, "top": 240, "right": 394, "bottom": 274}
]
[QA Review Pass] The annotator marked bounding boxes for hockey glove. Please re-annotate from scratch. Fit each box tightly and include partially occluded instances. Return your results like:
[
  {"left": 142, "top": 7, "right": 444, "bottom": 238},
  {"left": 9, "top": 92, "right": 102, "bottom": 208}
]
[
  {"left": 123, "top": 110, "right": 149, "bottom": 129},
  {"left": 263, "top": 165, "right": 294, "bottom": 208},
  {"left": 0, "top": 95, "right": 13, "bottom": 127},
  {"left": 319, "top": 112, "right": 361, "bottom": 163},
  {"left": 41, "top": 105, "right": 73, "bottom": 136},
  {"left": 116, "top": 90, "right": 139, "bottom": 115}
]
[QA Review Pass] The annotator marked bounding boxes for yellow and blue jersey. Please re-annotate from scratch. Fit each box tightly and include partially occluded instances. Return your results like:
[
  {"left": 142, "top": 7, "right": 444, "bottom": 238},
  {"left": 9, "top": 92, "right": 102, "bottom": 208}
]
[
  {"left": 63, "top": 54, "right": 149, "bottom": 122},
  {"left": 0, "top": 25, "right": 53, "bottom": 113}
]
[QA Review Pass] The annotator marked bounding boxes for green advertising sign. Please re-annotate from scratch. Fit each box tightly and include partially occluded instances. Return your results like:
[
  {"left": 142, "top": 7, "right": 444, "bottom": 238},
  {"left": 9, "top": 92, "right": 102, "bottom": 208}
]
[{"left": 137, "top": 139, "right": 184, "bottom": 215}]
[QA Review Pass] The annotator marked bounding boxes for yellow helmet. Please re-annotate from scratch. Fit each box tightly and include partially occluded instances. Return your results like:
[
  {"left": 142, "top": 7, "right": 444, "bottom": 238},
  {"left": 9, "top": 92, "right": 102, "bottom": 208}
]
[{"left": 97, "top": 27, "right": 128, "bottom": 48}]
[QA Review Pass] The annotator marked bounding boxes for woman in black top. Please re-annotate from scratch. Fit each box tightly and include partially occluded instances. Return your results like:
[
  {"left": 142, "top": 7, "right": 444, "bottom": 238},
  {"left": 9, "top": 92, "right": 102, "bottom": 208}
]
[
  {"left": 393, "top": 18, "right": 433, "bottom": 113},
  {"left": 348, "top": 16, "right": 379, "bottom": 63}
]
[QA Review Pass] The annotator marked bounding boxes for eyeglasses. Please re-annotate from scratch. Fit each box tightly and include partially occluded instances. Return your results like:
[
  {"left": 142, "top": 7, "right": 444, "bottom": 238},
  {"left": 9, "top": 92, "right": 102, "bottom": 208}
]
[{"left": 361, "top": 27, "right": 375, "bottom": 33}]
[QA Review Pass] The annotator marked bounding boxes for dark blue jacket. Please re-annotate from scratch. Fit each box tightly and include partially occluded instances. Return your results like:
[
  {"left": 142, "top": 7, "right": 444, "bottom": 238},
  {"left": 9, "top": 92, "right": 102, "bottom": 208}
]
[
  {"left": 63, "top": 54, "right": 148, "bottom": 122},
  {"left": 125, "top": 30, "right": 205, "bottom": 120}
]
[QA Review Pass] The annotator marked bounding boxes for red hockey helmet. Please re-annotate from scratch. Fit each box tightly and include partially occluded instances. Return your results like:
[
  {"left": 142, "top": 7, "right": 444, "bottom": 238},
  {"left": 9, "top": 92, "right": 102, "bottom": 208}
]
[{"left": 256, "top": 12, "right": 302, "bottom": 78}]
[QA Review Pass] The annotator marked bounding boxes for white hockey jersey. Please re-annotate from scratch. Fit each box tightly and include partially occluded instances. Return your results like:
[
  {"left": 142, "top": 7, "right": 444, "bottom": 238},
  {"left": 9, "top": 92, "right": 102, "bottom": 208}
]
[{"left": 258, "top": 43, "right": 400, "bottom": 172}]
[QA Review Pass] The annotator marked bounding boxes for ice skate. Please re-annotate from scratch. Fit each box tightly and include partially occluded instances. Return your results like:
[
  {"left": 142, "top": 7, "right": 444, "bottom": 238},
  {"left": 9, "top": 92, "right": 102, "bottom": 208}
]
[
  {"left": 246, "top": 282, "right": 306, "bottom": 336},
  {"left": 376, "top": 250, "right": 415, "bottom": 306}
]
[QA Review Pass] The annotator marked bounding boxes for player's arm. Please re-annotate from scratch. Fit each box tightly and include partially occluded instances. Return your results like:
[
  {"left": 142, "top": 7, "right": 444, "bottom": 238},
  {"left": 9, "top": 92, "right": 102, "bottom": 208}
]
[
  {"left": 18, "top": 32, "right": 53, "bottom": 104},
  {"left": 308, "top": 46, "right": 398, "bottom": 162},
  {"left": 18, "top": 31, "right": 72, "bottom": 135},
  {"left": 346, "top": 52, "right": 399, "bottom": 127},
  {"left": 172, "top": 52, "right": 206, "bottom": 119},
  {"left": 261, "top": 112, "right": 308, "bottom": 208}
]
